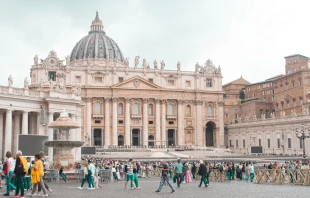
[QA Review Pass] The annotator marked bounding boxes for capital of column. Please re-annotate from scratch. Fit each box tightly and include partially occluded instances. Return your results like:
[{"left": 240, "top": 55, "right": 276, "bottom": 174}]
[
  {"left": 104, "top": 97, "right": 111, "bottom": 102},
  {"left": 218, "top": 101, "right": 224, "bottom": 106},
  {"left": 155, "top": 99, "right": 160, "bottom": 104},
  {"left": 161, "top": 99, "right": 166, "bottom": 104},
  {"left": 195, "top": 100, "right": 203, "bottom": 105},
  {"left": 125, "top": 98, "right": 131, "bottom": 103},
  {"left": 142, "top": 98, "right": 148, "bottom": 103},
  {"left": 112, "top": 97, "right": 118, "bottom": 103},
  {"left": 82, "top": 97, "right": 92, "bottom": 102},
  {"left": 177, "top": 100, "right": 184, "bottom": 105}
]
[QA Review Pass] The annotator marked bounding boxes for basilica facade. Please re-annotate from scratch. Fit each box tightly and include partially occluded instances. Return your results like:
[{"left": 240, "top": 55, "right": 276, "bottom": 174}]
[{"left": 0, "top": 12, "right": 224, "bottom": 160}]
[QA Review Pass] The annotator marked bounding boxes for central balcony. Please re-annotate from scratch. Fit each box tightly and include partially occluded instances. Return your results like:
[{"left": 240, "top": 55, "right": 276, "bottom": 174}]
[
  {"left": 92, "top": 113, "right": 104, "bottom": 118},
  {"left": 166, "top": 115, "right": 177, "bottom": 120},
  {"left": 131, "top": 114, "right": 142, "bottom": 118}
]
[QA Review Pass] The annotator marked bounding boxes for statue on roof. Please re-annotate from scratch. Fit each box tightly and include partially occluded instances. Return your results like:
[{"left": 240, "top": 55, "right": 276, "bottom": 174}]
[
  {"left": 8, "top": 75, "right": 13, "bottom": 87},
  {"left": 65, "top": 55, "right": 70, "bottom": 66},
  {"left": 48, "top": 50, "right": 57, "bottom": 58},
  {"left": 134, "top": 56, "right": 139, "bottom": 68},
  {"left": 161, "top": 60, "right": 165, "bottom": 70},
  {"left": 24, "top": 77, "right": 29, "bottom": 89},
  {"left": 153, "top": 60, "right": 158, "bottom": 69},
  {"left": 195, "top": 62, "right": 201, "bottom": 72},
  {"left": 177, "top": 61, "right": 181, "bottom": 71},
  {"left": 34, "top": 55, "right": 38, "bottom": 65},
  {"left": 124, "top": 57, "right": 129, "bottom": 67},
  {"left": 142, "top": 59, "right": 147, "bottom": 68}
]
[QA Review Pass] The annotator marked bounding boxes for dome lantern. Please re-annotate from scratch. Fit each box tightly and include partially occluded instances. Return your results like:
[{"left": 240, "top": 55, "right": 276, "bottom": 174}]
[{"left": 90, "top": 11, "right": 104, "bottom": 33}]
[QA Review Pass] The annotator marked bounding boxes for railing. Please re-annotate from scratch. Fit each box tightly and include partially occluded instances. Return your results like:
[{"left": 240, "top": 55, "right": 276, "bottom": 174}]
[
  {"left": 206, "top": 116, "right": 215, "bottom": 119},
  {"left": 254, "top": 169, "right": 310, "bottom": 186},
  {"left": 131, "top": 114, "right": 142, "bottom": 118},
  {"left": 92, "top": 113, "right": 104, "bottom": 118},
  {"left": 166, "top": 115, "right": 177, "bottom": 120}
]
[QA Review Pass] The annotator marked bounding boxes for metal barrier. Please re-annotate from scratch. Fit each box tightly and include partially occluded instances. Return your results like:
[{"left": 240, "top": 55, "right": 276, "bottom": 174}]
[
  {"left": 254, "top": 169, "right": 310, "bottom": 186},
  {"left": 45, "top": 169, "right": 59, "bottom": 183},
  {"left": 99, "top": 169, "right": 111, "bottom": 183},
  {"left": 75, "top": 169, "right": 84, "bottom": 183}
]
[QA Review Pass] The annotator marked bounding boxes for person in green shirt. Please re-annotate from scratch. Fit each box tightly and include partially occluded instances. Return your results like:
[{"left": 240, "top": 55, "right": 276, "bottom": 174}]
[{"left": 174, "top": 158, "right": 183, "bottom": 187}]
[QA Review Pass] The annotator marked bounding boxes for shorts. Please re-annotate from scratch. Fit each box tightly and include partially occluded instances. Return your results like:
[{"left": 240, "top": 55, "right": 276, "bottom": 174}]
[{"left": 126, "top": 173, "right": 134, "bottom": 181}]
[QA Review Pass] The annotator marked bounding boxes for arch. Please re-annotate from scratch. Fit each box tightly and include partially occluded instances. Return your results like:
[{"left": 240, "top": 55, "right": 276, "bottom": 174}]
[
  {"left": 148, "top": 104, "right": 153, "bottom": 116},
  {"left": 118, "top": 103, "right": 123, "bottom": 115},
  {"left": 118, "top": 135, "right": 124, "bottom": 146},
  {"left": 207, "top": 106, "right": 213, "bottom": 116},
  {"left": 206, "top": 121, "right": 216, "bottom": 146},
  {"left": 186, "top": 105, "right": 191, "bottom": 117},
  {"left": 148, "top": 135, "right": 154, "bottom": 146},
  {"left": 167, "top": 104, "right": 173, "bottom": 115},
  {"left": 94, "top": 102, "right": 101, "bottom": 114},
  {"left": 132, "top": 103, "right": 139, "bottom": 115}
]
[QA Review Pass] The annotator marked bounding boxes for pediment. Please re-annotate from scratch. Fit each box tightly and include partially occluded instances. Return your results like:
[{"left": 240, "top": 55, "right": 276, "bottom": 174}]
[{"left": 111, "top": 76, "right": 161, "bottom": 89}]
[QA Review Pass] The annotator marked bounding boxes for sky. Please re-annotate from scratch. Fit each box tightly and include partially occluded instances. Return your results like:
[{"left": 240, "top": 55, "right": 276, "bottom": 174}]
[{"left": 1, "top": 0, "right": 310, "bottom": 87}]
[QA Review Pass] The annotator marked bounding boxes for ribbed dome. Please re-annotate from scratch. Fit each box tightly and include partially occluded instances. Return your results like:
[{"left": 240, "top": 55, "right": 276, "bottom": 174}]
[{"left": 70, "top": 11, "right": 124, "bottom": 62}]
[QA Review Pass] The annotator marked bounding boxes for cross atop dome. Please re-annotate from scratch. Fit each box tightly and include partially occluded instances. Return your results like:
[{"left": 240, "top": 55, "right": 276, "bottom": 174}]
[{"left": 90, "top": 11, "right": 104, "bottom": 33}]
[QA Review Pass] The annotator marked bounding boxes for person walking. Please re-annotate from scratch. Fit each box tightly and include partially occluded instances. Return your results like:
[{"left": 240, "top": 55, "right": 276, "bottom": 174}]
[
  {"left": 191, "top": 162, "right": 197, "bottom": 180},
  {"left": 174, "top": 158, "right": 183, "bottom": 187},
  {"left": 155, "top": 161, "right": 175, "bottom": 193},
  {"left": 13, "top": 150, "right": 27, "bottom": 198},
  {"left": 24, "top": 158, "right": 32, "bottom": 191},
  {"left": 78, "top": 162, "right": 90, "bottom": 189},
  {"left": 249, "top": 163, "right": 255, "bottom": 182},
  {"left": 88, "top": 160, "right": 95, "bottom": 189},
  {"left": 37, "top": 151, "right": 52, "bottom": 195},
  {"left": 28, "top": 154, "right": 48, "bottom": 197},
  {"left": 3, "top": 151, "right": 16, "bottom": 196},
  {"left": 198, "top": 160, "right": 208, "bottom": 187}
]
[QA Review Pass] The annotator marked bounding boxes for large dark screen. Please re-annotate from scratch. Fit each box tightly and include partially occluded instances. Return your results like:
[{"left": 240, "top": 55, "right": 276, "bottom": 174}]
[
  {"left": 251, "top": 146, "right": 263, "bottom": 154},
  {"left": 18, "top": 135, "right": 49, "bottom": 156},
  {"left": 81, "top": 147, "right": 96, "bottom": 155}
]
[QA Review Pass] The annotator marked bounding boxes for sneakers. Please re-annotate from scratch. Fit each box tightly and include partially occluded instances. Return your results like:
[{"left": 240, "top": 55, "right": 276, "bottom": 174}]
[
  {"left": 155, "top": 190, "right": 160, "bottom": 192},
  {"left": 171, "top": 190, "right": 176, "bottom": 193},
  {"left": 3, "top": 194, "right": 9, "bottom": 196},
  {"left": 19, "top": 196, "right": 25, "bottom": 198},
  {"left": 48, "top": 189, "right": 52, "bottom": 195},
  {"left": 27, "top": 194, "right": 34, "bottom": 197},
  {"left": 78, "top": 187, "right": 83, "bottom": 189},
  {"left": 42, "top": 194, "right": 48, "bottom": 197},
  {"left": 136, "top": 187, "right": 141, "bottom": 190},
  {"left": 13, "top": 195, "right": 19, "bottom": 198}
]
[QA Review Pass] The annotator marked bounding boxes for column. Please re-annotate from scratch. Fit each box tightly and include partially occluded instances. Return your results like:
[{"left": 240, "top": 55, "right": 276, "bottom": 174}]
[
  {"left": 161, "top": 100, "right": 166, "bottom": 147},
  {"left": 48, "top": 112, "right": 54, "bottom": 161},
  {"left": 0, "top": 113, "right": 3, "bottom": 159},
  {"left": 112, "top": 97, "right": 118, "bottom": 146},
  {"left": 104, "top": 98, "right": 110, "bottom": 146},
  {"left": 13, "top": 113, "right": 21, "bottom": 154},
  {"left": 86, "top": 98, "right": 92, "bottom": 145},
  {"left": 76, "top": 114, "right": 82, "bottom": 161},
  {"left": 177, "top": 100, "right": 184, "bottom": 146},
  {"left": 4, "top": 110, "right": 13, "bottom": 153},
  {"left": 70, "top": 114, "right": 77, "bottom": 157},
  {"left": 28, "top": 113, "right": 35, "bottom": 134},
  {"left": 21, "top": 111, "right": 29, "bottom": 135},
  {"left": 218, "top": 101, "right": 225, "bottom": 147},
  {"left": 125, "top": 98, "right": 131, "bottom": 146},
  {"left": 36, "top": 112, "right": 41, "bottom": 135},
  {"left": 196, "top": 101, "right": 203, "bottom": 146},
  {"left": 142, "top": 98, "right": 148, "bottom": 147},
  {"left": 155, "top": 99, "right": 161, "bottom": 146}
]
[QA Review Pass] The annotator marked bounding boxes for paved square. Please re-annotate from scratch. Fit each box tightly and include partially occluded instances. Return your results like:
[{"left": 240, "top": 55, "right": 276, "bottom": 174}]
[{"left": 2, "top": 177, "right": 308, "bottom": 198}]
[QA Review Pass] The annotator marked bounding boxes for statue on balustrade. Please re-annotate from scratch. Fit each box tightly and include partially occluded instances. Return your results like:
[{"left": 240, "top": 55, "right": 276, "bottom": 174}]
[
  {"left": 160, "top": 60, "right": 165, "bottom": 70},
  {"left": 34, "top": 55, "right": 38, "bottom": 65},
  {"left": 8, "top": 75, "right": 13, "bottom": 87},
  {"left": 65, "top": 55, "right": 70, "bottom": 66},
  {"left": 177, "top": 61, "right": 181, "bottom": 70},
  {"left": 134, "top": 56, "right": 139, "bottom": 68},
  {"left": 124, "top": 57, "right": 129, "bottom": 67},
  {"left": 153, "top": 60, "right": 158, "bottom": 69},
  {"left": 142, "top": 59, "right": 147, "bottom": 68},
  {"left": 24, "top": 77, "right": 29, "bottom": 89}
]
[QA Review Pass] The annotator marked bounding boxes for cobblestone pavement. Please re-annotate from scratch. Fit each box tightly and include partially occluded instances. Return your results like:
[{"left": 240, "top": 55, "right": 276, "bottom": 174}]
[{"left": 1, "top": 178, "right": 309, "bottom": 198}]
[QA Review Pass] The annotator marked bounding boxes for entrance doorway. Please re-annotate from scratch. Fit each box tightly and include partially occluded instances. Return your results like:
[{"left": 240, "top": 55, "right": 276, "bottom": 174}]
[
  {"left": 118, "top": 135, "right": 124, "bottom": 146},
  {"left": 167, "top": 129, "right": 175, "bottom": 146},
  {"left": 148, "top": 135, "right": 154, "bottom": 147},
  {"left": 206, "top": 122, "right": 215, "bottom": 146},
  {"left": 132, "top": 129, "right": 140, "bottom": 146},
  {"left": 93, "top": 129, "right": 102, "bottom": 146}
]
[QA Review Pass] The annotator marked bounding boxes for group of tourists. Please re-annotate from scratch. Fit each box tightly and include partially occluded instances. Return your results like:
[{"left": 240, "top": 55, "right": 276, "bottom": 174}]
[{"left": 0, "top": 150, "right": 52, "bottom": 198}]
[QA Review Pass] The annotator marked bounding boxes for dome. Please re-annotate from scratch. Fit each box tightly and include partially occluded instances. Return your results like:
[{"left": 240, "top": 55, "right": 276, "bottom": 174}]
[{"left": 70, "top": 11, "right": 124, "bottom": 62}]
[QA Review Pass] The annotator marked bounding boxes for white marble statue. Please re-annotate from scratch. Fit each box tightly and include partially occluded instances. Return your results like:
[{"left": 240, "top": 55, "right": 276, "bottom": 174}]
[
  {"left": 142, "top": 59, "right": 147, "bottom": 68},
  {"left": 124, "top": 57, "right": 129, "bottom": 67},
  {"left": 160, "top": 60, "right": 165, "bottom": 70},
  {"left": 153, "top": 60, "right": 158, "bottom": 69},
  {"left": 8, "top": 75, "right": 13, "bottom": 87},
  {"left": 34, "top": 55, "right": 38, "bottom": 65},
  {"left": 24, "top": 77, "right": 29, "bottom": 89},
  {"left": 261, "top": 114, "right": 266, "bottom": 120},
  {"left": 217, "top": 65, "right": 221, "bottom": 74},
  {"left": 177, "top": 61, "right": 181, "bottom": 70},
  {"left": 195, "top": 62, "right": 201, "bottom": 72},
  {"left": 134, "top": 56, "right": 139, "bottom": 68},
  {"left": 65, "top": 55, "right": 70, "bottom": 66}
]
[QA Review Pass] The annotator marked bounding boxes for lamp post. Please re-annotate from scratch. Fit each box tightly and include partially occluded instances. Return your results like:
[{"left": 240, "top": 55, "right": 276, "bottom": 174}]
[{"left": 295, "top": 123, "right": 310, "bottom": 165}]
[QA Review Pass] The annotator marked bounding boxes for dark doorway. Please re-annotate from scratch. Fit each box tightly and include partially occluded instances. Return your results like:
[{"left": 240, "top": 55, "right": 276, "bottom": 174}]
[
  {"left": 94, "top": 129, "right": 102, "bottom": 146},
  {"left": 132, "top": 129, "right": 140, "bottom": 146},
  {"left": 167, "top": 129, "right": 175, "bottom": 146},
  {"left": 118, "top": 135, "right": 124, "bottom": 146},
  {"left": 148, "top": 135, "right": 154, "bottom": 146},
  {"left": 206, "top": 122, "right": 215, "bottom": 146}
]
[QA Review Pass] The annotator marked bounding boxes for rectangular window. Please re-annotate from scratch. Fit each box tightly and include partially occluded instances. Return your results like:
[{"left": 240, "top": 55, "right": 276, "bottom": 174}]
[
  {"left": 118, "top": 120, "right": 124, "bottom": 124},
  {"left": 259, "top": 139, "right": 261, "bottom": 146},
  {"left": 185, "top": 80, "right": 191, "bottom": 87},
  {"left": 236, "top": 140, "right": 238, "bottom": 148},
  {"left": 167, "top": 80, "right": 175, "bottom": 86},
  {"left": 268, "top": 139, "right": 270, "bottom": 148},
  {"left": 75, "top": 76, "right": 81, "bottom": 83},
  {"left": 94, "top": 120, "right": 101, "bottom": 124},
  {"left": 225, "top": 114, "right": 228, "bottom": 119},
  {"left": 48, "top": 71, "right": 56, "bottom": 81},
  {"left": 277, "top": 138, "right": 280, "bottom": 148},
  {"left": 148, "top": 78, "right": 153, "bottom": 83},
  {"left": 119, "top": 77, "right": 124, "bottom": 82},
  {"left": 288, "top": 138, "right": 291, "bottom": 148},
  {"left": 149, "top": 121, "right": 153, "bottom": 124},
  {"left": 243, "top": 139, "right": 245, "bottom": 148},
  {"left": 94, "top": 77, "right": 102, "bottom": 83},
  {"left": 168, "top": 121, "right": 174, "bottom": 125},
  {"left": 206, "top": 78, "right": 212, "bottom": 87}
]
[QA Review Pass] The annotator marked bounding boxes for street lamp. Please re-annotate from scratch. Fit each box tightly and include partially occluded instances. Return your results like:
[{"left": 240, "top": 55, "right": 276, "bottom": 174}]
[{"left": 295, "top": 123, "right": 310, "bottom": 165}]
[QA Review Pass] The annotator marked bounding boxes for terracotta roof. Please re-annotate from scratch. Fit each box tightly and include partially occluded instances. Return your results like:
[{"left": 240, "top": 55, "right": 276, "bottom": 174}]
[{"left": 225, "top": 76, "right": 251, "bottom": 85}]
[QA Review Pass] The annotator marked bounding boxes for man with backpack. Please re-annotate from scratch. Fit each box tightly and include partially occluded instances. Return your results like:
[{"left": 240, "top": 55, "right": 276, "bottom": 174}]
[
  {"left": 155, "top": 160, "right": 175, "bottom": 193},
  {"left": 13, "top": 150, "right": 27, "bottom": 198},
  {"left": 198, "top": 160, "right": 208, "bottom": 187}
]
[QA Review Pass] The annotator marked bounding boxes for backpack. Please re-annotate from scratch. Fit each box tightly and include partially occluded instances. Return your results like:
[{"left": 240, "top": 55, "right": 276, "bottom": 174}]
[
  {"left": 15, "top": 163, "right": 24, "bottom": 175},
  {"left": 3, "top": 162, "right": 7, "bottom": 174}
]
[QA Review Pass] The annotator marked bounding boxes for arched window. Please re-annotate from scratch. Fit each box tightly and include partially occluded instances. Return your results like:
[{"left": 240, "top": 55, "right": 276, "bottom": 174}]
[
  {"left": 132, "top": 103, "right": 139, "bottom": 115},
  {"left": 207, "top": 106, "right": 213, "bottom": 116},
  {"left": 168, "top": 104, "right": 173, "bottom": 115},
  {"left": 148, "top": 104, "right": 153, "bottom": 115},
  {"left": 186, "top": 105, "right": 191, "bottom": 117},
  {"left": 118, "top": 103, "right": 123, "bottom": 115},
  {"left": 94, "top": 102, "right": 101, "bottom": 114}
]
